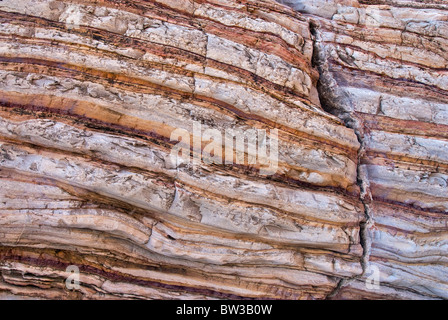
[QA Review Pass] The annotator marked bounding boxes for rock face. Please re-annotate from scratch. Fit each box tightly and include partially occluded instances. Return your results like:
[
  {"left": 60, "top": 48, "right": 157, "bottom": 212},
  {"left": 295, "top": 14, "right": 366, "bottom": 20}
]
[
  {"left": 279, "top": 0, "right": 448, "bottom": 299},
  {"left": 0, "top": 0, "right": 445, "bottom": 300}
]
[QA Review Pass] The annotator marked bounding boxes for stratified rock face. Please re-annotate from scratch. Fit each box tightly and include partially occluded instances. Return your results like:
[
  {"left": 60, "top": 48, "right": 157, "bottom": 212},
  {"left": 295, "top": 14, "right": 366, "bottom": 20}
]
[
  {"left": 0, "top": 0, "right": 365, "bottom": 299},
  {"left": 0, "top": 0, "right": 445, "bottom": 300},
  {"left": 278, "top": 0, "right": 448, "bottom": 299}
]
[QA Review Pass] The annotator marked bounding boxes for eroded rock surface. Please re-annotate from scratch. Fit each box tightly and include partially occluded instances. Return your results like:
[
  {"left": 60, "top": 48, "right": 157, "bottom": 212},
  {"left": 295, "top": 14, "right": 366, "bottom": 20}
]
[
  {"left": 0, "top": 0, "right": 446, "bottom": 299},
  {"left": 278, "top": 0, "right": 448, "bottom": 299}
]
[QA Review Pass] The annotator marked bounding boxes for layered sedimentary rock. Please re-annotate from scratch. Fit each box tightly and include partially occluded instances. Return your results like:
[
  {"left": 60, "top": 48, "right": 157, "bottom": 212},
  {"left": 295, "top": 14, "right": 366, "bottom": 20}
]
[
  {"left": 279, "top": 0, "right": 448, "bottom": 299},
  {"left": 0, "top": 0, "right": 365, "bottom": 299},
  {"left": 0, "top": 0, "right": 446, "bottom": 300}
]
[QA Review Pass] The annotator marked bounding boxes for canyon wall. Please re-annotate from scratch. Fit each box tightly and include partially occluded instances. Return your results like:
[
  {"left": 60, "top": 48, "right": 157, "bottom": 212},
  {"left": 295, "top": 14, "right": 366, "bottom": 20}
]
[
  {"left": 279, "top": 0, "right": 448, "bottom": 299},
  {"left": 0, "top": 0, "right": 446, "bottom": 299}
]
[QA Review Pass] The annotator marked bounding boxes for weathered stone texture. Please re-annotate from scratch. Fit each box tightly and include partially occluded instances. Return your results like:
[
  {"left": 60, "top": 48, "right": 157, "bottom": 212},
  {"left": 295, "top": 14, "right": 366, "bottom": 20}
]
[
  {"left": 0, "top": 0, "right": 446, "bottom": 299},
  {"left": 279, "top": 0, "right": 448, "bottom": 299}
]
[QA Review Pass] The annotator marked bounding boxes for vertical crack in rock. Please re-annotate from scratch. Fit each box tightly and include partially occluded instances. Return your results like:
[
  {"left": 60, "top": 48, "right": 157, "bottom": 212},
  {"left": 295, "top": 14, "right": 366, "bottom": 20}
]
[{"left": 310, "top": 20, "right": 373, "bottom": 298}]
